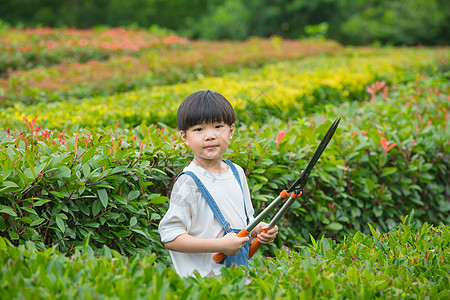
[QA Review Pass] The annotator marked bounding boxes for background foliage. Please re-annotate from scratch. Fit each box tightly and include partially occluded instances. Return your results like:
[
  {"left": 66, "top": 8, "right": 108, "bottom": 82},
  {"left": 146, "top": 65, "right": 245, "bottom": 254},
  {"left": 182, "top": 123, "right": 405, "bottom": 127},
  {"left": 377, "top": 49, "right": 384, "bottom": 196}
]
[
  {"left": 0, "top": 0, "right": 449, "bottom": 45},
  {"left": 0, "top": 24, "right": 448, "bottom": 297}
]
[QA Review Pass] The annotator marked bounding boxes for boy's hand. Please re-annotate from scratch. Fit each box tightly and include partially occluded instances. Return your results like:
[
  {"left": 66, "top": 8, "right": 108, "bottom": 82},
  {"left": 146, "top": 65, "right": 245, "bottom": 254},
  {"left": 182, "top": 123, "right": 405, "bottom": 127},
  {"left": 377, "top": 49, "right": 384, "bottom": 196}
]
[
  {"left": 220, "top": 232, "right": 250, "bottom": 256},
  {"left": 253, "top": 222, "right": 278, "bottom": 244}
]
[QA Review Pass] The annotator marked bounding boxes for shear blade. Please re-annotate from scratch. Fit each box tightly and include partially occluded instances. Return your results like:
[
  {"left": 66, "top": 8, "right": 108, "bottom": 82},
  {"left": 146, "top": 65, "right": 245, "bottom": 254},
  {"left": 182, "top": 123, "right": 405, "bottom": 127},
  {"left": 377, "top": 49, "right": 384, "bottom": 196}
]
[{"left": 287, "top": 117, "right": 340, "bottom": 192}]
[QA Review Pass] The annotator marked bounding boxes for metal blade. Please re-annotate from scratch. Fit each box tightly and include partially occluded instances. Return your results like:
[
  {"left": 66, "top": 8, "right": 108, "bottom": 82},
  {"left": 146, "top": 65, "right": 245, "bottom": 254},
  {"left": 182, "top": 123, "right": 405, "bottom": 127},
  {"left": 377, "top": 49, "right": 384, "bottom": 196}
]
[{"left": 286, "top": 117, "right": 340, "bottom": 193}]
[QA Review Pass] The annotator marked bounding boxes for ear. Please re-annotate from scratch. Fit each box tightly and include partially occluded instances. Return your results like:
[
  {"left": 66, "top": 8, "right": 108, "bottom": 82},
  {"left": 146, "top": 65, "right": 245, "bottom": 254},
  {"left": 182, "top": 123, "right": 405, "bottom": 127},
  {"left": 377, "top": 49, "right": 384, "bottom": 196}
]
[
  {"left": 180, "top": 130, "right": 189, "bottom": 145},
  {"left": 229, "top": 124, "right": 235, "bottom": 139}
]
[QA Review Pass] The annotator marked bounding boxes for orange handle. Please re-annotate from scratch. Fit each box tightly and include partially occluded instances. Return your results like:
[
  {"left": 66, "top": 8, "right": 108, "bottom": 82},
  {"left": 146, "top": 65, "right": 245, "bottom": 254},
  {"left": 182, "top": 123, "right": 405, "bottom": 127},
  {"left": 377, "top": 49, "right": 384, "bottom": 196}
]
[
  {"left": 280, "top": 190, "right": 291, "bottom": 199},
  {"left": 213, "top": 228, "right": 250, "bottom": 263},
  {"left": 248, "top": 228, "right": 268, "bottom": 258}
]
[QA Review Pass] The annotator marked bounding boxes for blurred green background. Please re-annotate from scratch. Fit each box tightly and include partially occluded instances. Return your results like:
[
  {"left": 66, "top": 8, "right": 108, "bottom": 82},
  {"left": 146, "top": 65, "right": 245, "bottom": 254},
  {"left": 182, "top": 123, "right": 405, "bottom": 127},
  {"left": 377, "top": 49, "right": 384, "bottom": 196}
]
[{"left": 1, "top": 0, "right": 449, "bottom": 45}]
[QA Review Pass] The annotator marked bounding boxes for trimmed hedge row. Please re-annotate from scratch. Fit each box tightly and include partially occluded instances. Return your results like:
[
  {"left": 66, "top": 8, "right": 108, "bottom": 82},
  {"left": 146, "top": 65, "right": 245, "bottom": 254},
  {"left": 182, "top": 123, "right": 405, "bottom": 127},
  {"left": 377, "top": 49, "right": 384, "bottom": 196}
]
[
  {"left": 1, "top": 212, "right": 448, "bottom": 299},
  {"left": 0, "top": 26, "right": 185, "bottom": 75},
  {"left": 0, "top": 37, "right": 342, "bottom": 106},
  {"left": 1, "top": 46, "right": 448, "bottom": 131},
  {"left": 0, "top": 123, "right": 182, "bottom": 257}
]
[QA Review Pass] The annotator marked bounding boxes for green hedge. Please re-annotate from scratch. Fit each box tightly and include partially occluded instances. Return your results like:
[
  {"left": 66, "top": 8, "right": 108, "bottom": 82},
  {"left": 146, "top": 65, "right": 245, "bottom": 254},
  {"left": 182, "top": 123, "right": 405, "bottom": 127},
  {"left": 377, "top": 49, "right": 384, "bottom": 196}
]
[
  {"left": 0, "top": 26, "right": 177, "bottom": 75},
  {"left": 228, "top": 73, "right": 449, "bottom": 250},
  {"left": 2, "top": 46, "right": 447, "bottom": 131},
  {"left": 1, "top": 212, "right": 448, "bottom": 299},
  {"left": 1, "top": 35, "right": 342, "bottom": 106},
  {"left": 1, "top": 73, "right": 448, "bottom": 259},
  {"left": 0, "top": 124, "right": 183, "bottom": 257}
]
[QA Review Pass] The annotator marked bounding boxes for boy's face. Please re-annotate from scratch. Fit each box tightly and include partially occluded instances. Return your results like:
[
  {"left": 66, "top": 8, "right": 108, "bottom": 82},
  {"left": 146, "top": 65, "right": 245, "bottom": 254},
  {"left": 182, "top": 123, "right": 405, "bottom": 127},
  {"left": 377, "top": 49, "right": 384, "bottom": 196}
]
[{"left": 180, "top": 122, "right": 235, "bottom": 164}]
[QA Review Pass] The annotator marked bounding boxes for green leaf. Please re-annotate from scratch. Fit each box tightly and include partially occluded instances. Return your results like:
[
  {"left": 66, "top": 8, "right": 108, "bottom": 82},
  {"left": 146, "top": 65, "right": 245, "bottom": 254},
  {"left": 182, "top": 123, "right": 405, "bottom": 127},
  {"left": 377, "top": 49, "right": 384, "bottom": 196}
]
[
  {"left": 8, "top": 231, "right": 19, "bottom": 240},
  {"left": 34, "top": 163, "right": 47, "bottom": 177},
  {"left": 21, "top": 207, "right": 37, "bottom": 215},
  {"left": 405, "top": 209, "right": 415, "bottom": 226},
  {"left": 115, "top": 230, "right": 132, "bottom": 238},
  {"left": 151, "top": 213, "right": 161, "bottom": 220},
  {"left": 82, "top": 163, "right": 91, "bottom": 178},
  {"left": 30, "top": 218, "right": 46, "bottom": 226},
  {"left": 49, "top": 191, "right": 64, "bottom": 198},
  {"left": 347, "top": 267, "right": 359, "bottom": 283},
  {"left": 252, "top": 183, "right": 263, "bottom": 193},
  {"left": 351, "top": 206, "right": 361, "bottom": 219},
  {"left": 128, "top": 190, "right": 140, "bottom": 200},
  {"left": 0, "top": 181, "right": 20, "bottom": 193},
  {"left": 77, "top": 201, "right": 90, "bottom": 216},
  {"left": 97, "top": 189, "right": 108, "bottom": 208},
  {"left": 149, "top": 196, "right": 168, "bottom": 204},
  {"left": 368, "top": 223, "right": 380, "bottom": 239},
  {"left": 365, "top": 177, "right": 375, "bottom": 192},
  {"left": 321, "top": 277, "right": 335, "bottom": 293},
  {"left": 20, "top": 217, "right": 32, "bottom": 224},
  {"left": 53, "top": 166, "right": 71, "bottom": 179},
  {"left": 83, "top": 232, "right": 92, "bottom": 254},
  {"left": 24, "top": 168, "right": 35, "bottom": 180},
  {"left": 99, "top": 228, "right": 114, "bottom": 239},
  {"left": 320, "top": 238, "right": 331, "bottom": 253},
  {"left": 131, "top": 229, "right": 149, "bottom": 238},
  {"left": 110, "top": 166, "right": 128, "bottom": 175},
  {"left": 1, "top": 181, "right": 19, "bottom": 188},
  {"left": 420, "top": 222, "right": 429, "bottom": 237},
  {"left": 92, "top": 200, "right": 102, "bottom": 217},
  {"left": 55, "top": 216, "right": 65, "bottom": 233},
  {"left": 250, "top": 175, "right": 269, "bottom": 183},
  {"left": 0, "top": 205, "right": 17, "bottom": 217},
  {"left": 353, "top": 231, "right": 363, "bottom": 243},
  {"left": 381, "top": 167, "right": 397, "bottom": 177},
  {"left": 112, "top": 194, "right": 127, "bottom": 204},
  {"left": 101, "top": 245, "right": 112, "bottom": 258},
  {"left": 310, "top": 234, "right": 318, "bottom": 249},
  {"left": 82, "top": 148, "right": 96, "bottom": 164},
  {"left": 327, "top": 222, "right": 343, "bottom": 231},
  {"left": 83, "top": 222, "right": 99, "bottom": 228},
  {"left": 130, "top": 217, "right": 137, "bottom": 227},
  {"left": 34, "top": 199, "right": 51, "bottom": 207},
  {"left": 0, "top": 237, "right": 6, "bottom": 250}
]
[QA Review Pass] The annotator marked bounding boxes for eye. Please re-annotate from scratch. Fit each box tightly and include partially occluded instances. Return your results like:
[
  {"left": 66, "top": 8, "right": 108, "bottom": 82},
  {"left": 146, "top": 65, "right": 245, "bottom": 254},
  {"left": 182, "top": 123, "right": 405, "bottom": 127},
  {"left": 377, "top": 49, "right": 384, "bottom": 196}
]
[
  {"left": 192, "top": 127, "right": 203, "bottom": 132},
  {"left": 215, "top": 124, "right": 224, "bottom": 128}
]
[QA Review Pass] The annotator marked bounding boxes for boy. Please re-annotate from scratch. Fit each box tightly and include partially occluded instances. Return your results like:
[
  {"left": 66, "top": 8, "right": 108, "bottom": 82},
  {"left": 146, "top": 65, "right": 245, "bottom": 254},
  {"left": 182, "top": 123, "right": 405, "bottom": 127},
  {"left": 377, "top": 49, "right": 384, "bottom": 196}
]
[{"left": 158, "top": 90, "right": 278, "bottom": 277}]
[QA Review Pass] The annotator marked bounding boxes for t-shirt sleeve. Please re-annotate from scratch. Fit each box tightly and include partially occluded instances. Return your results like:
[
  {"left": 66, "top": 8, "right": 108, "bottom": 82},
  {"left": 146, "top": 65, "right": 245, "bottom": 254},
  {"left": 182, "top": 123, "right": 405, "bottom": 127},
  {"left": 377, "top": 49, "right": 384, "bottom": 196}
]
[{"left": 158, "top": 175, "right": 194, "bottom": 243}]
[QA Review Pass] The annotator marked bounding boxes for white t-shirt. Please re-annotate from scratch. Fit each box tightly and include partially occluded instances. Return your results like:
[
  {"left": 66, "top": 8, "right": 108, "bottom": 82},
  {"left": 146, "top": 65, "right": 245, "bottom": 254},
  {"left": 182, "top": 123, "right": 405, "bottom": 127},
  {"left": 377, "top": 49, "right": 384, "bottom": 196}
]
[{"left": 158, "top": 161, "right": 254, "bottom": 277}]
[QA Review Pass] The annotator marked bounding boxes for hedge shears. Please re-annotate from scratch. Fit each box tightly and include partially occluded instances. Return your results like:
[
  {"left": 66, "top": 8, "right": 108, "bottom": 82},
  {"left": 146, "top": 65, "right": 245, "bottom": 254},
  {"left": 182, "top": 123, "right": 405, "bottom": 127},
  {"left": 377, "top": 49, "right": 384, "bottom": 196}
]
[{"left": 213, "top": 117, "right": 341, "bottom": 262}]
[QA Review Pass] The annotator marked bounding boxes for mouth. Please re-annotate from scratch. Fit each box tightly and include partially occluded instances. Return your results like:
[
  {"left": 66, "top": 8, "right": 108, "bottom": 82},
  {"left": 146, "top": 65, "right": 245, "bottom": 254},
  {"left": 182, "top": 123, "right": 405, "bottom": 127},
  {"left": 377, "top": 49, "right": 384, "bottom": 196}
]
[{"left": 204, "top": 145, "right": 218, "bottom": 150}]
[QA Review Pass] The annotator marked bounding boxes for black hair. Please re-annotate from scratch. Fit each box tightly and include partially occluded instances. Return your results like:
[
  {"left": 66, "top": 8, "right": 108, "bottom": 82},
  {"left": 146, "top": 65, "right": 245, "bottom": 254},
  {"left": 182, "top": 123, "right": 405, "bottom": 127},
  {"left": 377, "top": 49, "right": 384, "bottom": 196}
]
[{"left": 177, "top": 90, "right": 236, "bottom": 132}]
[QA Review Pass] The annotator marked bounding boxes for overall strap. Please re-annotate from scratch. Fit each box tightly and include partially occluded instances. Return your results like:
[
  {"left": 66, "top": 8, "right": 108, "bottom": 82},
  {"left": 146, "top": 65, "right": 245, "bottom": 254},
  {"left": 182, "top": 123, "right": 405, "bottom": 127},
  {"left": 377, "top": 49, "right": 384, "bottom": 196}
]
[
  {"left": 179, "top": 171, "right": 233, "bottom": 233},
  {"left": 222, "top": 159, "right": 242, "bottom": 189},
  {"left": 222, "top": 159, "right": 249, "bottom": 225}
]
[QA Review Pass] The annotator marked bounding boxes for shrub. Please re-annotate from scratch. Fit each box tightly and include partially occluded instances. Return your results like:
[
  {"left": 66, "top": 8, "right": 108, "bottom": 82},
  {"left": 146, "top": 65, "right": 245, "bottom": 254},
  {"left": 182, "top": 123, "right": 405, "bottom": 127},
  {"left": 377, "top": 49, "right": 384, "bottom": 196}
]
[
  {"left": 0, "top": 121, "right": 187, "bottom": 257},
  {"left": 0, "top": 38, "right": 342, "bottom": 106},
  {"left": 232, "top": 73, "right": 449, "bottom": 247},
  {"left": 0, "top": 27, "right": 187, "bottom": 75},
  {"left": 0, "top": 212, "right": 448, "bottom": 298},
  {"left": 1, "top": 46, "right": 447, "bottom": 130},
  {"left": 1, "top": 74, "right": 448, "bottom": 258}
]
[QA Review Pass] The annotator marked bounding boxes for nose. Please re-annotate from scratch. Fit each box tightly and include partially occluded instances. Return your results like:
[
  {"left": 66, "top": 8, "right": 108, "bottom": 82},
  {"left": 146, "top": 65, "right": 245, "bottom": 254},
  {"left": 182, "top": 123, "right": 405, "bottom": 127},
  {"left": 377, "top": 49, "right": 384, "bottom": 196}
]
[{"left": 204, "top": 128, "right": 216, "bottom": 140}]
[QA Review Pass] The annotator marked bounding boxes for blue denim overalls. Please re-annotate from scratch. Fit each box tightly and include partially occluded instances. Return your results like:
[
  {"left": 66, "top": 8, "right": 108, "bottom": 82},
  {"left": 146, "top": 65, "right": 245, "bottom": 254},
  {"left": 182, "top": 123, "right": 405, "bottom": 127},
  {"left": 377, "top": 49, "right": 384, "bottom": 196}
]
[{"left": 178, "top": 159, "right": 250, "bottom": 267}]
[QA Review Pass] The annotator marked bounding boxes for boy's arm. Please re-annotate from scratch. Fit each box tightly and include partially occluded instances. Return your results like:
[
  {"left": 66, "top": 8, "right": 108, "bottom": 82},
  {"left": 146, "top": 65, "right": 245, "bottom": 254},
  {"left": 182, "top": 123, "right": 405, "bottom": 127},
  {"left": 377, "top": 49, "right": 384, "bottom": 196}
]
[{"left": 165, "top": 232, "right": 249, "bottom": 256}]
